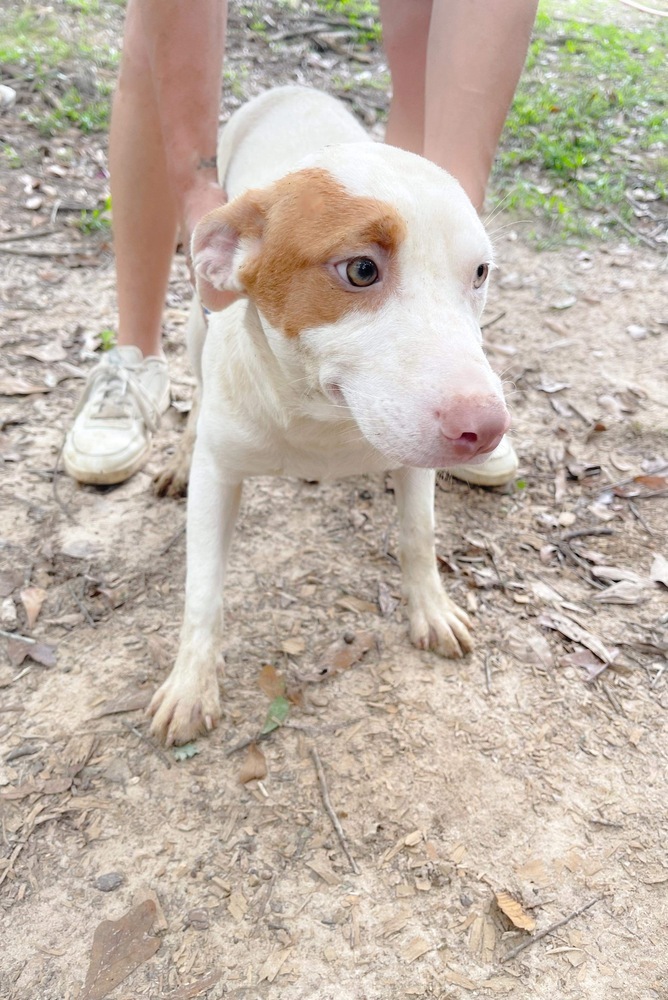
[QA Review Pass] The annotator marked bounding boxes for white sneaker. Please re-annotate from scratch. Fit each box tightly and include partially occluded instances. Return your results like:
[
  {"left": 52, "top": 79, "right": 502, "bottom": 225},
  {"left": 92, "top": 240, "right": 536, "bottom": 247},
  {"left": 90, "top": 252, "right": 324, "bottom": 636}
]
[
  {"left": 441, "top": 435, "right": 519, "bottom": 488},
  {"left": 63, "top": 345, "right": 170, "bottom": 485}
]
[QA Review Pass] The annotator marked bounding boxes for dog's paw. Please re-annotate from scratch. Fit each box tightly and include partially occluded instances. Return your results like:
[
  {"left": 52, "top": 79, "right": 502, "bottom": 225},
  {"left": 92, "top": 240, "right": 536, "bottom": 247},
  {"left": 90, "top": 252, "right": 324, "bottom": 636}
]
[
  {"left": 153, "top": 460, "right": 190, "bottom": 499},
  {"left": 147, "top": 668, "right": 221, "bottom": 746},
  {"left": 407, "top": 589, "right": 473, "bottom": 658}
]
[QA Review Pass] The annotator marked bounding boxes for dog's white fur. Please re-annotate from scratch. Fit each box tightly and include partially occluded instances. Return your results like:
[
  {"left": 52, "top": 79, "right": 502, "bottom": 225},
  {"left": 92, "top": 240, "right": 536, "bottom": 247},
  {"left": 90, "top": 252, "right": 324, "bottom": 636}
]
[{"left": 148, "top": 86, "right": 510, "bottom": 746}]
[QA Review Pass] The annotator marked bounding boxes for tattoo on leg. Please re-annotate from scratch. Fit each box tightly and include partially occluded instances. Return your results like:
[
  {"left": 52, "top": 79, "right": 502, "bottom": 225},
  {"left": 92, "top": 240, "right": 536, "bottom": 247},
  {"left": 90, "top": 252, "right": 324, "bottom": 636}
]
[{"left": 197, "top": 156, "right": 217, "bottom": 170}]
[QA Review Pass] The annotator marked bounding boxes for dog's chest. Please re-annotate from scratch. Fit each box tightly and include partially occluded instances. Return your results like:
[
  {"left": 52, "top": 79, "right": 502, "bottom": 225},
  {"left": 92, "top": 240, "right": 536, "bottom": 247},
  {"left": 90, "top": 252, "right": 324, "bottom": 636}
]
[{"left": 225, "top": 416, "right": 392, "bottom": 481}]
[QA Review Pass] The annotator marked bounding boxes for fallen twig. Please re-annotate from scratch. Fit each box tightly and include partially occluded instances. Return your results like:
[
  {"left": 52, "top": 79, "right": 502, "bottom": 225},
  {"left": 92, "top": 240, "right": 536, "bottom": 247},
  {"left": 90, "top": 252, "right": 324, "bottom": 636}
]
[
  {"left": 0, "top": 227, "right": 57, "bottom": 244},
  {"left": 226, "top": 729, "right": 273, "bottom": 757},
  {"left": 502, "top": 895, "right": 606, "bottom": 963},
  {"left": 628, "top": 501, "right": 655, "bottom": 535},
  {"left": 121, "top": 720, "right": 173, "bottom": 769},
  {"left": 69, "top": 582, "right": 96, "bottom": 629},
  {"left": 311, "top": 747, "right": 361, "bottom": 876},
  {"left": 481, "top": 310, "right": 506, "bottom": 331},
  {"left": 560, "top": 527, "right": 614, "bottom": 543},
  {"left": 0, "top": 245, "right": 86, "bottom": 257}
]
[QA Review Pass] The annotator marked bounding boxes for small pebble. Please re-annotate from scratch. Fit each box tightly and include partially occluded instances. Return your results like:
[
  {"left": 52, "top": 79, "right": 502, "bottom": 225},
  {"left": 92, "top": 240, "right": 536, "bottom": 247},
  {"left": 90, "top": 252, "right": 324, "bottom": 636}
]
[
  {"left": 94, "top": 872, "right": 124, "bottom": 892},
  {"left": 186, "top": 908, "right": 209, "bottom": 930},
  {"left": 0, "top": 597, "right": 18, "bottom": 631},
  {"left": 0, "top": 84, "right": 16, "bottom": 110}
]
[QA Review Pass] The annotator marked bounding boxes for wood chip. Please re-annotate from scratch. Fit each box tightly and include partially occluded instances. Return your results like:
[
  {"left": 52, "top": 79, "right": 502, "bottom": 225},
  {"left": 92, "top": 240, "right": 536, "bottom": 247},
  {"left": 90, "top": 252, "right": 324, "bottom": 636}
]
[
  {"left": 281, "top": 637, "right": 305, "bottom": 656},
  {"left": 442, "top": 968, "right": 477, "bottom": 989},
  {"left": 401, "top": 936, "right": 431, "bottom": 963},
  {"left": 381, "top": 908, "right": 411, "bottom": 937},
  {"left": 336, "top": 595, "right": 377, "bottom": 614},
  {"left": 305, "top": 857, "right": 340, "bottom": 886},
  {"left": 258, "top": 947, "right": 292, "bottom": 983},
  {"left": 94, "top": 690, "right": 150, "bottom": 718},
  {"left": 481, "top": 976, "right": 521, "bottom": 993},
  {"left": 227, "top": 890, "right": 248, "bottom": 922}
]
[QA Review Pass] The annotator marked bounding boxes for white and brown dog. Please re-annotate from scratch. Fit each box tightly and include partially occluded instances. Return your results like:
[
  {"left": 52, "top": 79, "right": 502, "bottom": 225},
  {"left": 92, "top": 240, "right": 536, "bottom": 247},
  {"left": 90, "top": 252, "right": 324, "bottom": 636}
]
[{"left": 149, "top": 86, "right": 510, "bottom": 746}]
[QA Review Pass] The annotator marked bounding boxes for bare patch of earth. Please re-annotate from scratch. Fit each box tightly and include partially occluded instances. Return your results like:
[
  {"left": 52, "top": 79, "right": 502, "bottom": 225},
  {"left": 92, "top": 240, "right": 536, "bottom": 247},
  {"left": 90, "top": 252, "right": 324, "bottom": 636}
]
[{"left": 1, "top": 3, "right": 667, "bottom": 999}]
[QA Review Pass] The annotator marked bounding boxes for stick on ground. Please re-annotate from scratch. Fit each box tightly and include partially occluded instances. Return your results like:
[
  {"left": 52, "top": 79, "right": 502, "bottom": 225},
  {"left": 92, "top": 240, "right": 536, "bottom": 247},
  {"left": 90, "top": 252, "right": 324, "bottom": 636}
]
[
  {"left": 311, "top": 747, "right": 361, "bottom": 876},
  {"left": 502, "top": 895, "right": 606, "bottom": 963}
]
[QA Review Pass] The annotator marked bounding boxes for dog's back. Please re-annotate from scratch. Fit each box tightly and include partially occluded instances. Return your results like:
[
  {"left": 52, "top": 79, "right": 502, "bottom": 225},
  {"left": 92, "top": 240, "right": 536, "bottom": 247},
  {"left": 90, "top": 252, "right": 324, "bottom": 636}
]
[{"left": 218, "top": 86, "right": 370, "bottom": 198}]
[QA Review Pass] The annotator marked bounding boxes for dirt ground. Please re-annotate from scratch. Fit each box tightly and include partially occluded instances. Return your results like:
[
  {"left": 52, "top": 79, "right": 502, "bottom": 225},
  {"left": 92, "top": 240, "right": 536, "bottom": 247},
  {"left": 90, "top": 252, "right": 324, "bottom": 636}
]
[{"left": 1, "top": 3, "right": 667, "bottom": 999}]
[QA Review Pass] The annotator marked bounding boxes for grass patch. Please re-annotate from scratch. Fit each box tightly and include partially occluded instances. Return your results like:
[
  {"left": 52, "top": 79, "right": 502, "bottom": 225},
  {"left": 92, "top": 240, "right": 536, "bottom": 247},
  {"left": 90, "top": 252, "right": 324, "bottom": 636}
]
[
  {"left": 0, "top": 5, "right": 117, "bottom": 135},
  {"left": 315, "top": 0, "right": 382, "bottom": 44},
  {"left": 492, "top": 5, "right": 668, "bottom": 243}
]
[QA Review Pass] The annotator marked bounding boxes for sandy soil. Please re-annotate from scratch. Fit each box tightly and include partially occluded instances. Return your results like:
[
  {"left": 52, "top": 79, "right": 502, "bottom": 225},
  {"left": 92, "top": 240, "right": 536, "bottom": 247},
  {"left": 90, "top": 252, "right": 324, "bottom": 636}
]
[{"left": 1, "top": 3, "right": 667, "bottom": 999}]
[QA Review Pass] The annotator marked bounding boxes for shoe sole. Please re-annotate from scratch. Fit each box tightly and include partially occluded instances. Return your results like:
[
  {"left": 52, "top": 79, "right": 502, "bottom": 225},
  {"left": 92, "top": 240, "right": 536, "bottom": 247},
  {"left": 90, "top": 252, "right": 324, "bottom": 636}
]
[{"left": 62, "top": 444, "right": 150, "bottom": 486}]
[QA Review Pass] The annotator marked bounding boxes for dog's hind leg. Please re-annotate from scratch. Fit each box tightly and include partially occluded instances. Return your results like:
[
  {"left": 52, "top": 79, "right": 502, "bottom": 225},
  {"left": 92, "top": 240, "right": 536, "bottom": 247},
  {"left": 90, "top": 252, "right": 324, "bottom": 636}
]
[
  {"left": 153, "top": 387, "right": 199, "bottom": 497},
  {"left": 153, "top": 300, "right": 206, "bottom": 498}
]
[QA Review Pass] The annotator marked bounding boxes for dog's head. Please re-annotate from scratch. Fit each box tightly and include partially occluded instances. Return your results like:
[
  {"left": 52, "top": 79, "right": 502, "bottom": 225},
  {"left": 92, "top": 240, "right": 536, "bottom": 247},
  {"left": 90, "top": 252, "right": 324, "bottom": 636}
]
[{"left": 193, "top": 144, "right": 510, "bottom": 469}]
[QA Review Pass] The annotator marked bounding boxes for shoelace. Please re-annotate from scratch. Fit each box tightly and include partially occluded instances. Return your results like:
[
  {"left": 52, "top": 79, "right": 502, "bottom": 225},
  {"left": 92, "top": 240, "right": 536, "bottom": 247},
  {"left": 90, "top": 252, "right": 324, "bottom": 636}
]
[{"left": 71, "top": 360, "right": 162, "bottom": 432}]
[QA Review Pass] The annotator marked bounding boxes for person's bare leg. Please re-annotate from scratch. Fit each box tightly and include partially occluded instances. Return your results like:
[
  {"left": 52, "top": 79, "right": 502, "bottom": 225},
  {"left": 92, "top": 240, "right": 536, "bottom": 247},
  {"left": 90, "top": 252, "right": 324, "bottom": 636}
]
[
  {"left": 379, "top": 0, "right": 536, "bottom": 487},
  {"left": 424, "top": 0, "right": 537, "bottom": 211},
  {"left": 109, "top": 0, "right": 177, "bottom": 357},
  {"left": 379, "top": 0, "right": 432, "bottom": 155}
]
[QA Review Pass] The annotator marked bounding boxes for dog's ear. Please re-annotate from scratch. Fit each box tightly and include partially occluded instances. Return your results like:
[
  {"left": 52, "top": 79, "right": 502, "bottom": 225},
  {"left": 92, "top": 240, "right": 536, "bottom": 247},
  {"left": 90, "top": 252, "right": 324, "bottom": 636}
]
[{"left": 192, "top": 191, "right": 267, "bottom": 311}]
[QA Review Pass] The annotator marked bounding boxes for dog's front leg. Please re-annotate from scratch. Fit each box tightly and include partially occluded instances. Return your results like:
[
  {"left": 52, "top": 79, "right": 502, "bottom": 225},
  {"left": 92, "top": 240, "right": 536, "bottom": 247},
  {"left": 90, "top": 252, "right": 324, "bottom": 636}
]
[
  {"left": 148, "top": 445, "right": 242, "bottom": 745},
  {"left": 393, "top": 466, "right": 473, "bottom": 658}
]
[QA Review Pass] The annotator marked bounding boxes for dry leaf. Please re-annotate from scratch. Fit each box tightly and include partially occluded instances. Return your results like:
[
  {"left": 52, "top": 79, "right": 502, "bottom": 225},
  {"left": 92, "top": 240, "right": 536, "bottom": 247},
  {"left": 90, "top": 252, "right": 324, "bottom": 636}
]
[
  {"left": 495, "top": 891, "right": 536, "bottom": 932},
  {"left": 5, "top": 635, "right": 58, "bottom": 668},
  {"left": 538, "top": 612, "right": 615, "bottom": 664},
  {"left": 650, "top": 553, "right": 668, "bottom": 588},
  {"left": 258, "top": 664, "right": 286, "bottom": 699},
  {"left": 16, "top": 342, "right": 67, "bottom": 363},
  {"left": 591, "top": 566, "right": 643, "bottom": 583},
  {"left": 94, "top": 690, "right": 150, "bottom": 718},
  {"left": 0, "top": 376, "right": 51, "bottom": 395},
  {"left": 81, "top": 900, "right": 161, "bottom": 1000},
  {"left": 634, "top": 474, "right": 667, "bottom": 490},
  {"left": 336, "top": 594, "right": 377, "bottom": 614},
  {"left": 308, "top": 630, "right": 375, "bottom": 683},
  {"left": 239, "top": 743, "right": 267, "bottom": 784},
  {"left": 20, "top": 586, "right": 47, "bottom": 629},
  {"left": 377, "top": 580, "right": 398, "bottom": 618},
  {"left": 516, "top": 858, "right": 551, "bottom": 887},
  {"left": 593, "top": 580, "right": 649, "bottom": 605}
]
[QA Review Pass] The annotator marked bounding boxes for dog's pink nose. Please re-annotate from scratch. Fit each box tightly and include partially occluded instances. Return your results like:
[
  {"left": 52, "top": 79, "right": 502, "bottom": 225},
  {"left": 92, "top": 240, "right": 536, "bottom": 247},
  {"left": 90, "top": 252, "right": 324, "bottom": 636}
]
[{"left": 437, "top": 396, "right": 510, "bottom": 458}]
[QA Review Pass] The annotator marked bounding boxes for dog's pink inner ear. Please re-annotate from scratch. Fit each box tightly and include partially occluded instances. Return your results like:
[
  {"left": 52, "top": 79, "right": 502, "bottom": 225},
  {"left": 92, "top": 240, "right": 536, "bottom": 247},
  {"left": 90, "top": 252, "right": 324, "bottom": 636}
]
[{"left": 192, "top": 193, "right": 266, "bottom": 311}]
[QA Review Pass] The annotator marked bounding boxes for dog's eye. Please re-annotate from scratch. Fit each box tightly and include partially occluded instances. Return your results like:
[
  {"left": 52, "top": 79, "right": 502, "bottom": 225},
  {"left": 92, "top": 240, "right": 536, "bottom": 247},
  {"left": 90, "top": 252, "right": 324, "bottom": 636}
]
[
  {"left": 345, "top": 257, "right": 379, "bottom": 287},
  {"left": 473, "top": 263, "right": 489, "bottom": 289}
]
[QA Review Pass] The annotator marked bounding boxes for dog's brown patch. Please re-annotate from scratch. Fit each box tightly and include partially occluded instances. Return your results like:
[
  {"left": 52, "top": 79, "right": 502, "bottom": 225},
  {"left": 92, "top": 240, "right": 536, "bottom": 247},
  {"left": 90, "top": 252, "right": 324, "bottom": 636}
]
[{"left": 238, "top": 168, "right": 406, "bottom": 337}]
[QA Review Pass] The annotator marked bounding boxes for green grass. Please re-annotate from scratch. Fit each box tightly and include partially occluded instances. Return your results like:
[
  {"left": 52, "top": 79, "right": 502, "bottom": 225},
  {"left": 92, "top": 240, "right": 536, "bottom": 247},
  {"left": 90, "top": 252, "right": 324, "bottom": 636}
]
[
  {"left": 492, "top": 6, "right": 668, "bottom": 243},
  {"left": 0, "top": 6, "right": 116, "bottom": 135},
  {"left": 76, "top": 195, "right": 112, "bottom": 234},
  {"left": 315, "top": 0, "right": 382, "bottom": 44}
]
